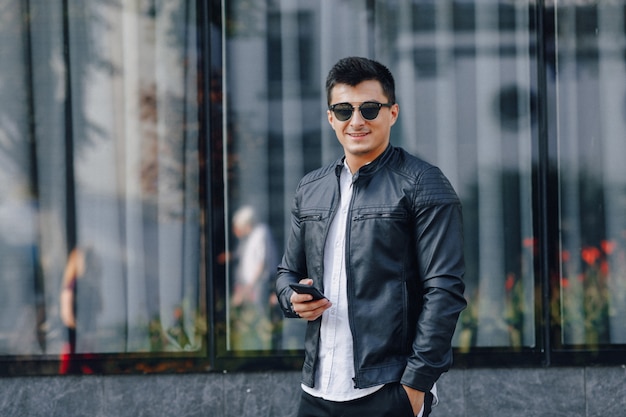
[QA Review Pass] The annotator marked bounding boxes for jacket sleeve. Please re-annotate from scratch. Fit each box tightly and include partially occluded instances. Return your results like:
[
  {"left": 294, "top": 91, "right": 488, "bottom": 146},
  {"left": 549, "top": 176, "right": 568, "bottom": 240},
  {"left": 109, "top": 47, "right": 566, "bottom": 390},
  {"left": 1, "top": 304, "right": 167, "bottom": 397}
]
[
  {"left": 401, "top": 167, "right": 467, "bottom": 392},
  {"left": 276, "top": 193, "right": 307, "bottom": 318}
]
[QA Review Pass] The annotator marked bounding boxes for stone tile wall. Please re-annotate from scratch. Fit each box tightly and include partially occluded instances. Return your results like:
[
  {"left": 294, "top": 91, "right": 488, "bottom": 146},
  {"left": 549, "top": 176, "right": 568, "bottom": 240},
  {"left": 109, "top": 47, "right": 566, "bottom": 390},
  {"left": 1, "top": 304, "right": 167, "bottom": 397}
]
[{"left": 1, "top": 367, "right": 625, "bottom": 416}]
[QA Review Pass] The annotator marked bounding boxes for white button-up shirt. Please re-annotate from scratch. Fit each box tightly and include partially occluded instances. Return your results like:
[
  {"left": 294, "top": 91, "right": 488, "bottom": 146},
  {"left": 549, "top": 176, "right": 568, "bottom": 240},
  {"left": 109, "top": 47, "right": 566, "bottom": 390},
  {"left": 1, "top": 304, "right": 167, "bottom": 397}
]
[{"left": 302, "top": 162, "right": 383, "bottom": 401}]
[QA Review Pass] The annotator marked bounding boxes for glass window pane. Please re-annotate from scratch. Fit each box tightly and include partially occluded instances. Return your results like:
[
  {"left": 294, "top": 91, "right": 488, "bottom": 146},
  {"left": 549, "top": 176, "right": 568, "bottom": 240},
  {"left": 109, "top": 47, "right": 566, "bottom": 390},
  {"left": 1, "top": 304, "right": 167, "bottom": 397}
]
[
  {"left": 225, "top": 0, "right": 538, "bottom": 353},
  {"left": 224, "top": 0, "right": 372, "bottom": 352},
  {"left": 555, "top": 1, "right": 626, "bottom": 347},
  {"left": 0, "top": 0, "right": 204, "bottom": 363},
  {"left": 376, "top": 1, "right": 537, "bottom": 350},
  {"left": 0, "top": 0, "right": 44, "bottom": 355}
]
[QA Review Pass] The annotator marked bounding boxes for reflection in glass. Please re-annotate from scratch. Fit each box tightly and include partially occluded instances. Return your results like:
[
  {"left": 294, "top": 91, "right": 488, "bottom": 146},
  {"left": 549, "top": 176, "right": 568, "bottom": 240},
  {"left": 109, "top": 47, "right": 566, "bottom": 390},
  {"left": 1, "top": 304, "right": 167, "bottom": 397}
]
[
  {"left": 376, "top": 1, "right": 537, "bottom": 350},
  {"left": 0, "top": 0, "right": 204, "bottom": 361},
  {"left": 60, "top": 247, "right": 102, "bottom": 373},
  {"left": 555, "top": 1, "right": 626, "bottom": 346},
  {"left": 225, "top": 1, "right": 538, "bottom": 351},
  {"left": 227, "top": 206, "right": 281, "bottom": 351},
  {"left": 224, "top": 0, "right": 368, "bottom": 352}
]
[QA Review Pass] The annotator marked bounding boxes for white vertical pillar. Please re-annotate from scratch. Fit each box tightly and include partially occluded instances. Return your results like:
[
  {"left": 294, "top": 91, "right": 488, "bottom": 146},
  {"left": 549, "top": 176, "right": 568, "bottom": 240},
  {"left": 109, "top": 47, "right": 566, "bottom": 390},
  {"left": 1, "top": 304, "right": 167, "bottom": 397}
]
[
  {"left": 514, "top": 2, "right": 535, "bottom": 348},
  {"left": 434, "top": 0, "right": 459, "bottom": 186},
  {"left": 280, "top": 0, "right": 304, "bottom": 238},
  {"left": 475, "top": 3, "right": 508, "bottom": 346},
  {"left": 598, "top": 3, "right": 626, "bottom": 344},
  {"left": 556, "top": 6, "right": 585, "bottom": 345}
]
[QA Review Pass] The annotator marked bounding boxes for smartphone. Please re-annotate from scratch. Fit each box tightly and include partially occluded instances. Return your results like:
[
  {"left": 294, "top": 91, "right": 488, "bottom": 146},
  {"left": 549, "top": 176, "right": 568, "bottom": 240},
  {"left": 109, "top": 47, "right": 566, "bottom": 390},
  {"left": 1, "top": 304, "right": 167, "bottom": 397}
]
[{"left": 289, "top": 283, "right": 327, "bottom": 300}]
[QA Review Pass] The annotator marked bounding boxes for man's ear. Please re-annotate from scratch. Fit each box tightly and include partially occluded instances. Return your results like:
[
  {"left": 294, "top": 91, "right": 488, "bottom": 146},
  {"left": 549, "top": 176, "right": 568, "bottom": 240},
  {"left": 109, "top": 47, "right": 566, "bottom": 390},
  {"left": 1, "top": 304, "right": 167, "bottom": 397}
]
[{"left": 390, "top": 103, "right": 399, "bottom": 126}]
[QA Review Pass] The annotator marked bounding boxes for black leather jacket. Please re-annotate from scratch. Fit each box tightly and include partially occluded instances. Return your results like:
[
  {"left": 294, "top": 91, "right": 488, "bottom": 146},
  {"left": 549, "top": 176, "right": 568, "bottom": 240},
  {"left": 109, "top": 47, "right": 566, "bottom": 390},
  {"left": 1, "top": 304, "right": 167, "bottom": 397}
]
[{"left": 276, "top": 145, "right": 466, "bottom": 393}]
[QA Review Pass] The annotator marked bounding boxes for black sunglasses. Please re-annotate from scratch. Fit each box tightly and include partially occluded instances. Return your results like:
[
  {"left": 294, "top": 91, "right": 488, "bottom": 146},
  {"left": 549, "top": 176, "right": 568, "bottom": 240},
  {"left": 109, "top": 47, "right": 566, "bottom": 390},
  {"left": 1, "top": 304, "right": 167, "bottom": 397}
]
[{"left": 328, "top": 101, "right": 394, "bottom": 122}]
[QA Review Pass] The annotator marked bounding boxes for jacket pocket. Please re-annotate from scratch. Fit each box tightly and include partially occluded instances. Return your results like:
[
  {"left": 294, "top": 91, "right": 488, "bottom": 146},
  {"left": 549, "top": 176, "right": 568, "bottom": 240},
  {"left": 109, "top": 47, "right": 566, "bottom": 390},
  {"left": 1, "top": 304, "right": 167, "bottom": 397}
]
[
  {"left": 353, "top": 208, "right": 407, "bottom": 221},
  {"left": 299, "top": 213, "right": 322, "bottom": 222}
]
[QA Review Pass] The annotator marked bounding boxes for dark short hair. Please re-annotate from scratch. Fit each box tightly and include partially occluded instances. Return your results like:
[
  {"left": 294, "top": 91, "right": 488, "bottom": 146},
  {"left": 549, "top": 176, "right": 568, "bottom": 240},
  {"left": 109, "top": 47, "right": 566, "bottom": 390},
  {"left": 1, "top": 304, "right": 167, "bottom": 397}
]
[{"left": 325, "top": 57, "right": 396, "bottom": 105}]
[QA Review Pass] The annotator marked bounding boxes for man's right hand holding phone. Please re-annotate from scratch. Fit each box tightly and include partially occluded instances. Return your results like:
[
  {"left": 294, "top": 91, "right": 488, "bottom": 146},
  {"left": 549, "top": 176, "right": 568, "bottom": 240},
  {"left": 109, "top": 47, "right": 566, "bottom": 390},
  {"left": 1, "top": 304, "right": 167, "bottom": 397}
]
[{"left": 290, "top": 279, "right": 332, "bottom": 321}]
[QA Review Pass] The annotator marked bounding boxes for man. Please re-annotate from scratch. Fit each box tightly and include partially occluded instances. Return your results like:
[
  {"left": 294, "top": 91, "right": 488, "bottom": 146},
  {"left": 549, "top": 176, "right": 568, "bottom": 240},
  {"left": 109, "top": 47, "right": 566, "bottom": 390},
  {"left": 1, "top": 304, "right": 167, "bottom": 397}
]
[
  {"left": 230, "top": 206, "right": 280, "bottom": 350},
  {"left": 276, "top": 57, "right": 466, "bottom": 417}
]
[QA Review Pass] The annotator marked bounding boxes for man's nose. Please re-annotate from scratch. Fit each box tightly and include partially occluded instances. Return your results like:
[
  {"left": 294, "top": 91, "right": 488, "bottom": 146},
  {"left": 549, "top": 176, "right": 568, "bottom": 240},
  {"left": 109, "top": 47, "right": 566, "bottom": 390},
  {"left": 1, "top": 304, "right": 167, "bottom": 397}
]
[{"left": 350, "top": 107, "right": 365, "bottom": 125}]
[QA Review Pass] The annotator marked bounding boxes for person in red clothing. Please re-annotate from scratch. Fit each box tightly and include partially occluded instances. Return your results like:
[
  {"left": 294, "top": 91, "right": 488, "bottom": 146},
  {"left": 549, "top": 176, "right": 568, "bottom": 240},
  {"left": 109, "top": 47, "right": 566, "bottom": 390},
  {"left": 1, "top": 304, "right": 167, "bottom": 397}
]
[{"left": 59, "top": 246, "right": 102, "bottom": 374}]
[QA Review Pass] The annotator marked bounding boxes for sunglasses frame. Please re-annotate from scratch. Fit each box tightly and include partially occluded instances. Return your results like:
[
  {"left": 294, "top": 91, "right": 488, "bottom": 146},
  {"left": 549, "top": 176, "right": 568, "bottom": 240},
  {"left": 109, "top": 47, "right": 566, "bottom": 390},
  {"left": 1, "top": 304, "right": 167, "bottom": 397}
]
[{"left": 328, "top": 101, "right": 394, "bottom": 121}]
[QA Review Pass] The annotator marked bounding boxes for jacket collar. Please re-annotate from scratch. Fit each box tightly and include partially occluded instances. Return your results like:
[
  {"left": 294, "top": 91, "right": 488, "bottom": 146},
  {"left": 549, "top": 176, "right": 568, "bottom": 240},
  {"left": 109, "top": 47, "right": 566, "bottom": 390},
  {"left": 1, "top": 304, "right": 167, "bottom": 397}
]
[{"left": 335, "top": 144, "right": 394, "bottom": 180}]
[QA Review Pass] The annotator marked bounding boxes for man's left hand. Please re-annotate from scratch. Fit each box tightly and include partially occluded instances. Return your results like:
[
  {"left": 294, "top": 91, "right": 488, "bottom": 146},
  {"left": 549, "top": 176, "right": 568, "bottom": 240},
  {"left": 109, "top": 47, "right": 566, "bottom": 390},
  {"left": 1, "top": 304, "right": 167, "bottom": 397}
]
[{"left": 402, "top": 385, "right": 425, "bottom": 416}]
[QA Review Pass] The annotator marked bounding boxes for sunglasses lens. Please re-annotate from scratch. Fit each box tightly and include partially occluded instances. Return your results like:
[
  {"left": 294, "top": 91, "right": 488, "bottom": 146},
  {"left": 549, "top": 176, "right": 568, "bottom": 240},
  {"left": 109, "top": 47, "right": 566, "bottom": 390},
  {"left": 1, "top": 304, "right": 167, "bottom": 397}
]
[
  {"left": 331, "top": 102, "right": 388, "bottom": 121},
  {"left": 333, "top": 105, "right": 353, "bottom": 121},
  {"left": 360, "top": 103, "right": 381, "bottom": 120}
]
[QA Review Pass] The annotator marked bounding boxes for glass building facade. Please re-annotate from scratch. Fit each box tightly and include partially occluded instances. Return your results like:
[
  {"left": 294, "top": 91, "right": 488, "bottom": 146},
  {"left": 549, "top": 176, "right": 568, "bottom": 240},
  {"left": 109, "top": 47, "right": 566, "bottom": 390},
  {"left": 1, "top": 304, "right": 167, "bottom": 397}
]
[{"left": 1, "top": 0, "right": 625, "bottom": 374}]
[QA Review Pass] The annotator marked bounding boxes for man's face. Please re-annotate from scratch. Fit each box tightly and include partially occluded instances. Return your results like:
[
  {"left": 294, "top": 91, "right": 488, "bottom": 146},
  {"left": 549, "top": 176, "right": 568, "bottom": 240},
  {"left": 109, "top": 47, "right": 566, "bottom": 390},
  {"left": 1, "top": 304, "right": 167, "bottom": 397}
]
[{"left": 327, "top": 80, "right": 399, "bottom": 172}]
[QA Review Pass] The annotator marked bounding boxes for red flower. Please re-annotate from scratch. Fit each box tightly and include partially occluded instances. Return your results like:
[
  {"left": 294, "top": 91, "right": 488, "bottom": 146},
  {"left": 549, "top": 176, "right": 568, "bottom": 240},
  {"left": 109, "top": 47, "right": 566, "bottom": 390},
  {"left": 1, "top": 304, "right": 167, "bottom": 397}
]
[
  {"left": 581, "top": 246, "right": 601, "bottom": 266},
  {"left": 561, "top": 277, "right": 570, "bottom": 288},
  {"left": 601, "top": 240, "right": 615, "bottom": 255},
  {"left": 505, "top": 273, "right": 516, "bottom": 292}
]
